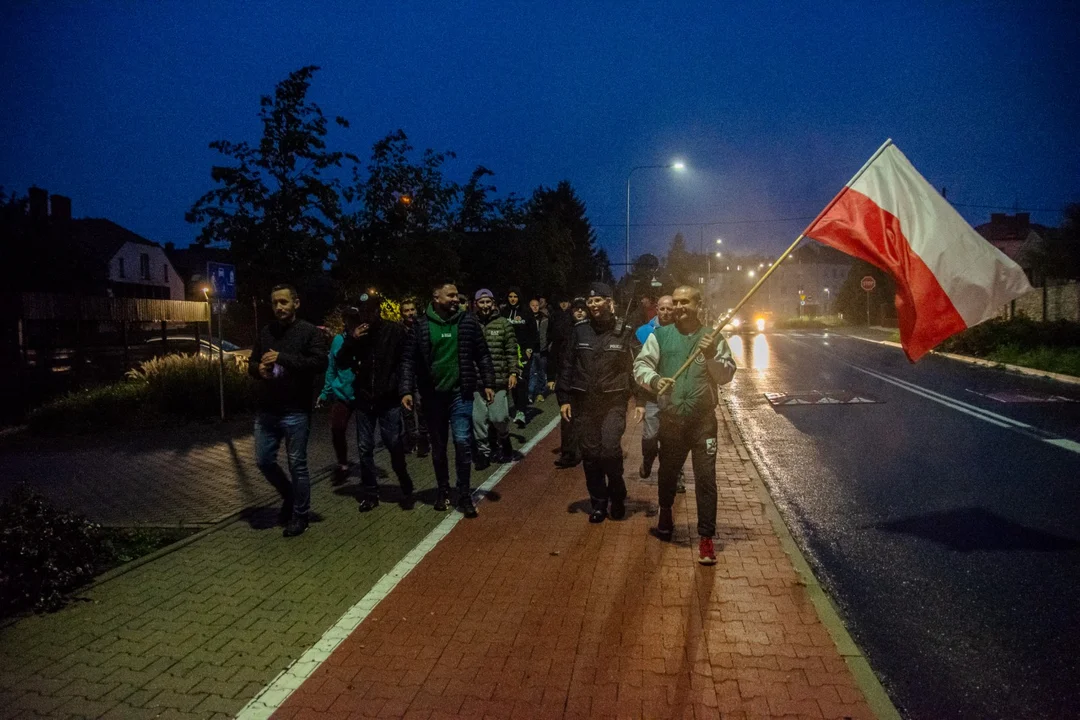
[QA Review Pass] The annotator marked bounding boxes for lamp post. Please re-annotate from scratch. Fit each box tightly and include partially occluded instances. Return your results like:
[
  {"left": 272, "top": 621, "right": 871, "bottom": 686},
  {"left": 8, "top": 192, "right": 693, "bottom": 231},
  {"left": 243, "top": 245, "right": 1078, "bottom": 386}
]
[
  {"left": 625, "top": 161, "right": 685, "bottom": 270},
  {"left": 202, "top": 287, "right": 212, "bottom": 358}
]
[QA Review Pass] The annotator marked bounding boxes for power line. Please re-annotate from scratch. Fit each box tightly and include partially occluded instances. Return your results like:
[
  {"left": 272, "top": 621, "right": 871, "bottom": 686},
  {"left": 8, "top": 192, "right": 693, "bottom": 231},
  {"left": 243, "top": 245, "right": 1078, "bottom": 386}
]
[
  {"left": 592, "top": 215, "right": 817, "bottom": 229},
  {"left": 591, "top": 202, "right": 1067, "bottom": 229}
]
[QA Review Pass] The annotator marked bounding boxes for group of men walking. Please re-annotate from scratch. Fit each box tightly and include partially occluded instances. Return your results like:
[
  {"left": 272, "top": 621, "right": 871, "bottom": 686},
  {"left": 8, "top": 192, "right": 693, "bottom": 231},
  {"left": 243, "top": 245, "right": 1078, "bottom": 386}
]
[{"left": 248, "top": 278, "right": 735, "bottom": 565}]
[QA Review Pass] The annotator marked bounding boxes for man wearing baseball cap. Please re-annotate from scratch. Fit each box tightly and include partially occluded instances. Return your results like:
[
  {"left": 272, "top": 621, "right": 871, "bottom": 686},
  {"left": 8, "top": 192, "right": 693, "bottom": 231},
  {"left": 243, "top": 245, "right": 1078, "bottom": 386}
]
[
  {"left": 556, "top": 283, "right": 641, "bottom": 523},
  {"left": 335, "top": 293, "right": 415, "bottom": 512},
  {"left": 472, "top": 288, "right": 519, "bottom": 469}
]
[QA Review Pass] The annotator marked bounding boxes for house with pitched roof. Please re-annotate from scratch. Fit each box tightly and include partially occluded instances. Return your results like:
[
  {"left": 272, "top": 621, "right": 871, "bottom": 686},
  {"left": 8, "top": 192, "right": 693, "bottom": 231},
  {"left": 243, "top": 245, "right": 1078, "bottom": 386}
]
[{"left": 18, "top": 187, "right": 184, "bottom": 299}]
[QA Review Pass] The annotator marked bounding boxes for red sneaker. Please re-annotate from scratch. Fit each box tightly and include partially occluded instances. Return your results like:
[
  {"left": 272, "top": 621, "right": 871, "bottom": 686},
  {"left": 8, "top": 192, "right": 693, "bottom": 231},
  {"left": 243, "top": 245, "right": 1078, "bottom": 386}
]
[{"left": 698, "top": 537, "right": 717, "bottom": 565}]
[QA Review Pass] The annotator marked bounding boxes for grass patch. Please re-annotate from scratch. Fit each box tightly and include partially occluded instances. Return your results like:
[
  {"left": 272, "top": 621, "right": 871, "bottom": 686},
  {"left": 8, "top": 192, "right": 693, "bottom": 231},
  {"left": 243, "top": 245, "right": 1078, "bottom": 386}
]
[
  {"left": 95, "top": 526, "right": 200, "bottom": 574},
  {"left": 983, "top": 345, "right": 1080, "bottom": 377},
  {"left": 776, "top": 315, "right": 845, "bottom": 330}
]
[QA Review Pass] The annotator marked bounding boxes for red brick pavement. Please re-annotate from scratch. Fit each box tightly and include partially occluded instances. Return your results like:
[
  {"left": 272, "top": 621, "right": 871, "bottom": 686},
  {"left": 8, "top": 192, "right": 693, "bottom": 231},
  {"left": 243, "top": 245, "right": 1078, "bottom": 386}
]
[{"left": 271, "top": 410, "right": 875, "bottom": 719}]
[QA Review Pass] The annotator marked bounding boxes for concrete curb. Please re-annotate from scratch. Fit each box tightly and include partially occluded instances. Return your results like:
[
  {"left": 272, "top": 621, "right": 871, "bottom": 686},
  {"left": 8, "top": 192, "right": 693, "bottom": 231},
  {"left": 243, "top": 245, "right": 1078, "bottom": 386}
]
[
  {"left": 840, "top": 332, "right": 1080, "bottom": 386},
  {"left": 720, "top": 401, "right": 903, "bottom": 720}
]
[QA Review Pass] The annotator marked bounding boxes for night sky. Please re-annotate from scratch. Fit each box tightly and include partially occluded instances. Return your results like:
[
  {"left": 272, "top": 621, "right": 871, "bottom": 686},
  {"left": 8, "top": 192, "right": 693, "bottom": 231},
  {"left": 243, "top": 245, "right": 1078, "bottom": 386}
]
[{"left": 3, "top": 1, "right": 1077, "bottom": 272}]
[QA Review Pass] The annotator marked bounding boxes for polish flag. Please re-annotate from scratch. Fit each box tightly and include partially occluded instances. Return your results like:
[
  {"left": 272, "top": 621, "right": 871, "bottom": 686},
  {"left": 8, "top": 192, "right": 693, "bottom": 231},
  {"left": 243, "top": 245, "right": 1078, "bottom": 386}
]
[{"left": 806, "top": 141, "right": 1033, "bottom": 361}]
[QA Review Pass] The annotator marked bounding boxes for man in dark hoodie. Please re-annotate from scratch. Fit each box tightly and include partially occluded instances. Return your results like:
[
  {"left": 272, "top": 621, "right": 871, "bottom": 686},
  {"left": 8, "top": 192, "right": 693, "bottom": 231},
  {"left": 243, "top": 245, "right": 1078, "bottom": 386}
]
[
  {"left": 401, "top": 281, "right": 496, "bottom": 517},
  {"left": 501, "top": 287, "right": 537, "bottom": 426},
  {"left": 547, "top": 296, "right": 582, "bottom": 468},
  {"left": 249, "top": 284, "right": 329, "bottom": 538},
  {"left": 336, "top": 293, "right": 414, "bottom": 512}
]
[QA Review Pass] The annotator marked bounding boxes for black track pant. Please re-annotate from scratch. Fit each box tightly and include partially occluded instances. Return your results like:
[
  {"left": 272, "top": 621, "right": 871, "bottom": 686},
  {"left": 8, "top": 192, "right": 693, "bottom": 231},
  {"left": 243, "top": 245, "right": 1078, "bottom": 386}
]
[
  {"left": 578, "top": 395, "right": 628, "bottom": 511},
  {"left": 657, "top": 410, "right": 718, "bottom": 538}
]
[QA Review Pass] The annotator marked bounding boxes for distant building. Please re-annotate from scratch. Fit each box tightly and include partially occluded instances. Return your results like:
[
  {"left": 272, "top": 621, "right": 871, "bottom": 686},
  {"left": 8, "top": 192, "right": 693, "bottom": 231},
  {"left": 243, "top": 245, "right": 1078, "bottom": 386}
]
[
  {"left": 706, "top": 244, "right": 852, "bottom": 317},
  {"left": 14, "top": 188, "right": 183, "bottom": 299},
  {"left": 71, "top": 218, "right": 185, "bottom": 300},
  {"left": 974, "top": 212, "right": 1053, "bottom": 286}
]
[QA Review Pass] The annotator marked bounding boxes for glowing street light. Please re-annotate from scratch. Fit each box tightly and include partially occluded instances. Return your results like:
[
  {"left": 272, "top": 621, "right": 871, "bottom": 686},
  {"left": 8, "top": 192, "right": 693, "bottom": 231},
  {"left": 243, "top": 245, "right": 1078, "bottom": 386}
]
[
  {"left": 626, "top": 160, "right": 687, "bottom": 269},
  {"left": 748, "top": 270, "right": 756, "bottom": 278}
]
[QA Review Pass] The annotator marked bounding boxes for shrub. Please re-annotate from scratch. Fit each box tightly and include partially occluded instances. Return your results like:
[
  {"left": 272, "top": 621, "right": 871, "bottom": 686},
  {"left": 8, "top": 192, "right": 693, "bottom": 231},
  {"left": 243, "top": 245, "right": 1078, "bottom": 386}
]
[
  {"left": 126, "top": 354, "right": 256, "bottom": 417},
  {"left": 27, "top": 381, "right": 148, "bottom": 435},
  {"left": 0, "top": 486, "right": 100, "bottom": 616},
  {"left": 28, "top": 354, "right": 256, "bottom": 435},
  {"left": 938, "top": 318, "right": 1080, "bottom": 356}
]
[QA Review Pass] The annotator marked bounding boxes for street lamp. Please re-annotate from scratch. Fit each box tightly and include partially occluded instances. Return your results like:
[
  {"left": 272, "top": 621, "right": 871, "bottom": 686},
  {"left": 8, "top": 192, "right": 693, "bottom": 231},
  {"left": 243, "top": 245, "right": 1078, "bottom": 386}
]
[
  {"left": 625, "top": 160, "right": 686, "bottom": 269},
  {"left": 201, "top": 287, "right": 211, "bottom": 358}
]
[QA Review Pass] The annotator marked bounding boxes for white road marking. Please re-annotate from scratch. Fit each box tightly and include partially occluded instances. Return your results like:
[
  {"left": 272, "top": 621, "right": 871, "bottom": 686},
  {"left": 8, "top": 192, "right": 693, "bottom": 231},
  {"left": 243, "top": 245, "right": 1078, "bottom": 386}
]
[
  {"left": 235, "top": 415, "right": 561, "bottom": 720},
  {"left": 848, "top": 364, "right": 1080, "bottom": 456}
]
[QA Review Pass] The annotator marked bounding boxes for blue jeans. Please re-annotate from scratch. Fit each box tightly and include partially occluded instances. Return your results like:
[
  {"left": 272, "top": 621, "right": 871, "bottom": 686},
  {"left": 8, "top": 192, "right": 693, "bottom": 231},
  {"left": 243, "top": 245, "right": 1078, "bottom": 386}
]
[
  {"left": 529, "top": 353, "right": 548, "bottom": 400},
  {"left": 255, "top": 412, "right": 312, "bottom": 518},
  {"left": 356, "top": 405, "right": 411, "bottom": 499},
  {"left": 424, "top": 391, "right": 474, "bottom": 492}
]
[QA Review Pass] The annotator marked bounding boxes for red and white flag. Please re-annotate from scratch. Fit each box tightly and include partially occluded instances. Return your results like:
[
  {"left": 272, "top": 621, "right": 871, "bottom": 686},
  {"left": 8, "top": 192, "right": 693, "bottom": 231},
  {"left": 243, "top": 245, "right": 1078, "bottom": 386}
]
[{"left": 807, "top": 141, "right": 1033, "bottom": 361}]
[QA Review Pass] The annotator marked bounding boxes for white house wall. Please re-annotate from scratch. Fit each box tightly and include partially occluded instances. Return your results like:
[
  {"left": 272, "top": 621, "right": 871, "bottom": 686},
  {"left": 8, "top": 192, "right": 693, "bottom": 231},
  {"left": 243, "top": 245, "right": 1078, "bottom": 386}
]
[{"left": 109, "top": 242, "right": 185, "bottom": 299}]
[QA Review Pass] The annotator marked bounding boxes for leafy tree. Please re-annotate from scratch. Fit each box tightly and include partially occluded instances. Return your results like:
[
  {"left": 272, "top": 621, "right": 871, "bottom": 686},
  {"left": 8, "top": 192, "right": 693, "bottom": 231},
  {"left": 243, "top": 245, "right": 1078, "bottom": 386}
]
[
  {"left": 186, "top": 66, "right": 355, "bottom": 302},
  {"left": 1030, "top": 202, "right": 1080, "bottom": 283},
  {"left": 334, "top": 130, "right": 461, "bottom": 298}
]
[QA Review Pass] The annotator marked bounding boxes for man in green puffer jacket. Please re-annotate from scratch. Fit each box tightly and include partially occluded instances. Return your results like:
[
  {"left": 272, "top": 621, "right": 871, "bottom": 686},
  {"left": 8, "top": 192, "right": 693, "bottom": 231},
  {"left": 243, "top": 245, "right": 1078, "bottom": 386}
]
[{"left": 472, "top": 289, "right": 519, "bottom": 468}]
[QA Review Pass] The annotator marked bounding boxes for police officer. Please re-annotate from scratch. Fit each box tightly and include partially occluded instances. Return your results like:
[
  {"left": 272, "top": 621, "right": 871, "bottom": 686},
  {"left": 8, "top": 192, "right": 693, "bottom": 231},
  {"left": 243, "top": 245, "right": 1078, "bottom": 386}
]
[{"left": 556, "top": 283, "right": 641, "bottom": 523}]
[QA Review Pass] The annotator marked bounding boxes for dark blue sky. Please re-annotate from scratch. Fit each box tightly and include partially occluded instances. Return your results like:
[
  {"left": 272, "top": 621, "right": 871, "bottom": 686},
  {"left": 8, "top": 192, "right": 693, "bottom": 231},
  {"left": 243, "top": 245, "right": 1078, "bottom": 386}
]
[{"left": 3, "top": 1, "right": 1077, "bottom": 271}]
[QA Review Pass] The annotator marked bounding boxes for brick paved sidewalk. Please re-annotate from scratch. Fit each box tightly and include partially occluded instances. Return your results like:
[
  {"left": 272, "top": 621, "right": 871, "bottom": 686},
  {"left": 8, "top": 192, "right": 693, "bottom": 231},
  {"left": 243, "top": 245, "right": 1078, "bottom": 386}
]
[
  {"left": 0, "top": 414, "right": 336, "bottom": 526},
  {"left": 0, "top": 403, "right": 563, "bottom": 720},
  {"left": 270, "top": 408, "right": 879, "bottom": 719}
]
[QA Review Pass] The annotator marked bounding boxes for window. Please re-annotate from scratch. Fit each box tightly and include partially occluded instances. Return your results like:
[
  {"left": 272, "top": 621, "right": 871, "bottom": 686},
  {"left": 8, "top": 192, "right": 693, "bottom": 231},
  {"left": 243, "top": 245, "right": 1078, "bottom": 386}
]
[
  {"left": 118, "top": 257, "right": 126, "bottom": 278},
  {"left": 164, "top": 263, "right": 169, "bottom": 283},
  {"left": 140, "top": 253, "right": 150, "bottom": 280}
]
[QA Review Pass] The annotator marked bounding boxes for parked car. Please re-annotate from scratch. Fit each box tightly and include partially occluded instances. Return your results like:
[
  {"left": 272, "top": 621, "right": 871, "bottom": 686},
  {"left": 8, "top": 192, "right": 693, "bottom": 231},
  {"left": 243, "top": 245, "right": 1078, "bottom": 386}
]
[{"left": 142, "top": 337, "right": 251, "bottom": 362}]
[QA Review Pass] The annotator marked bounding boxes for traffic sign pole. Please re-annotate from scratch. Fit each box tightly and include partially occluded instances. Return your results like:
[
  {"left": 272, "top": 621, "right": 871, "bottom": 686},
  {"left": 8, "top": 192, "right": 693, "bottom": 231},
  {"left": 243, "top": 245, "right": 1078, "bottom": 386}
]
[{"left": 860, "top": 275, "right": 876, "bottom": 327}]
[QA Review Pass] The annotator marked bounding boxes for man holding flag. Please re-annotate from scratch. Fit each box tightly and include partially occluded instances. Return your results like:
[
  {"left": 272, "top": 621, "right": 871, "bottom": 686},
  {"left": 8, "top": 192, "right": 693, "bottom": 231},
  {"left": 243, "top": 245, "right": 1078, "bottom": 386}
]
[{"left": 633, "top": 286, "right": 736, "bottom": 565}]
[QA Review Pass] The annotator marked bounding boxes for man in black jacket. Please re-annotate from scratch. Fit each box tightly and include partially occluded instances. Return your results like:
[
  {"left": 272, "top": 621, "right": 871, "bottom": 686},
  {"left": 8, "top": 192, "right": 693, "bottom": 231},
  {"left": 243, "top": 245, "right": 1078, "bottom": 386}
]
[
  {"left": 557, "top": 283, "right": 641, "bottom": 524},
  {"left": 502, "top": 287, "right": 536, "bottom": 426},
  {"left": 548, "top": 296, "right": 581, "bottom": 468},
  {"left": 249, "top": 284, "right": 329, "bottom": 537},
  {"left": 401, "top": 281, "right": 496, "bottom": 518},
  {"left": 336, "top": 293, "right": 414, "bottom": 512}
]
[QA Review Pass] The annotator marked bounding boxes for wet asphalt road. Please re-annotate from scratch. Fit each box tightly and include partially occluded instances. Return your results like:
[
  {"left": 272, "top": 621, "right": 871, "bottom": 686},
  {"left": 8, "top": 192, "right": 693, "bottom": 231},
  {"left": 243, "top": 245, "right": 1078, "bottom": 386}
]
[{"left": 723, "top": 330, "right": 1080, "bottom": 720}]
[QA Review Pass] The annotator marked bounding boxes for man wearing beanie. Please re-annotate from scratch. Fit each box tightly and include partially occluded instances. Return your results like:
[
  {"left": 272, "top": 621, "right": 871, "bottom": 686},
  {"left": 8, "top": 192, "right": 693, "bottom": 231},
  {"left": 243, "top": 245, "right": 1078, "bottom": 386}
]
[
  {"left": 556, "top": 283, "right": 640, "bottom": 523},
  {"left": 633, "top": 285, "right": 736, "bottom": 565},
  {"left": 472, "top": 288, "right": 519, "bottom": 469}
]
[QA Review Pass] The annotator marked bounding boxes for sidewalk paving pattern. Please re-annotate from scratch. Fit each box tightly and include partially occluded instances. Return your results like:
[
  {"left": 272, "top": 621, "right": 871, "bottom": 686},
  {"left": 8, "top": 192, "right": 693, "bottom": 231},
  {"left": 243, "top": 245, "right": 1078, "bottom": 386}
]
[
  {"left": 0, "top": 419, "right": 339, "bottom": 527},
  {"left": 0, "top": 399, "right": 876, "bottom": 719}
]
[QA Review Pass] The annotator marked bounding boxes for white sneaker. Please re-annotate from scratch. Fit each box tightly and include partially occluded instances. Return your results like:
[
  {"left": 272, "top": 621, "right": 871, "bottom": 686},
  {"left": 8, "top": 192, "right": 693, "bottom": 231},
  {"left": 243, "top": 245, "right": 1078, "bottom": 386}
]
[{"left": 514, "top": 411, "right": 526, "bottom": 427}]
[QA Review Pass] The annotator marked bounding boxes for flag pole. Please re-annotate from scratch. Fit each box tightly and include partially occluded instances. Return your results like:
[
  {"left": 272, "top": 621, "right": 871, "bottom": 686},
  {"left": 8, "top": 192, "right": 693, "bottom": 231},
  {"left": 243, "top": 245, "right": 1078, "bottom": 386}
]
[{"left": 659, "top": 138, "right": 894, "bottom": 393}]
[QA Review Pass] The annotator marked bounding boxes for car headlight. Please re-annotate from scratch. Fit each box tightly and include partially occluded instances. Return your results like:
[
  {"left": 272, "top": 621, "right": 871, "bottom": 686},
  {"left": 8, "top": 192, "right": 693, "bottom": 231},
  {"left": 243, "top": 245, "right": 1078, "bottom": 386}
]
[
  {"left": 756, "top": 318, "right": 766, "bottom": 332},
  {"left": 731, "top": 317, "right": 741, "bottom": 328}
]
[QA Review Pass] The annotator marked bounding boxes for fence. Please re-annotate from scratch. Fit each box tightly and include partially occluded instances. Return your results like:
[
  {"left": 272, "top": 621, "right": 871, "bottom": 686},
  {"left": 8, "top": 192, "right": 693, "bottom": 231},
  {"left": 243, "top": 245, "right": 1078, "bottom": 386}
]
[
  {"left": 18, "top": 293, "right": 209, "bottom": 322},
  {"left": 1002, "top": 281, "right": 1080, "bottom": 323}
]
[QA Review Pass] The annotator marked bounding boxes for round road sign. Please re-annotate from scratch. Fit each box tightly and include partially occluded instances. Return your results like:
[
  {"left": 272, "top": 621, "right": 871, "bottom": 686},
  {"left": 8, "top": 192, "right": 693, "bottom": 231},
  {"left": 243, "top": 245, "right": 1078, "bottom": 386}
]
[{"left": 861, "top": 275, "right": 877, "bottom": 292}]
